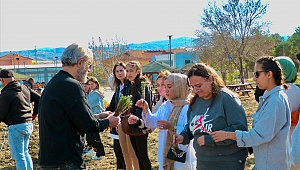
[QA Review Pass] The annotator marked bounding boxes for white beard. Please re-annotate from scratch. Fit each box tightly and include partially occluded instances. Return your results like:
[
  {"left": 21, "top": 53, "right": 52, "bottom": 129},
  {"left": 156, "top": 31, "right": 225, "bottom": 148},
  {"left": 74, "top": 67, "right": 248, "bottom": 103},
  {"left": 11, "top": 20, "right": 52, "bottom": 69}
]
[{"left": 77, "top": 64, "right": 88, "bottom": 83}]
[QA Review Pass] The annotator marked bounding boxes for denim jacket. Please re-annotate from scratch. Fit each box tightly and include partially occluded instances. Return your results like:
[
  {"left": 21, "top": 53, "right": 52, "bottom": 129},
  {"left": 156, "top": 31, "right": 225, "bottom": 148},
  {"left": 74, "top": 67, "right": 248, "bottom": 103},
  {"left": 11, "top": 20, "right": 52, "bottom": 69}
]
[{"left": 87, "top": 89, "right": 105, "bottom": 114}]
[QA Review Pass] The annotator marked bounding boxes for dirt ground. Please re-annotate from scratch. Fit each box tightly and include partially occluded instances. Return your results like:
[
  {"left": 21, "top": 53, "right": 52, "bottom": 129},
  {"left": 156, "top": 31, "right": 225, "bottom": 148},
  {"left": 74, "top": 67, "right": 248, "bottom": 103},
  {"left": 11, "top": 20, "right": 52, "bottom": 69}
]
[{"left": 0, "top": 93, "right": 257, "bottom": 170}]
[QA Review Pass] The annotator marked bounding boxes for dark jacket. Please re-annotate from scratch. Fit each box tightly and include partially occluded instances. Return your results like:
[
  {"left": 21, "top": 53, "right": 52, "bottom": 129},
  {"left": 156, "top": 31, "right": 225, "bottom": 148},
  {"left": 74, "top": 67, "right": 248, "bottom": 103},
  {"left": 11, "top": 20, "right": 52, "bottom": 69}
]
[
  {"left": 106, "top": 80, "right": 131, "bottom": 112},
  {"left": 106, "top": 81, "right": 131, "bottom": 135},
  {"left": 129, "top": 80, "right": 152, "bottom": 133},
  {"left": 0, "top": 80, "right": 40, "bottom": 126},
  {"left": 38, "top": 70, "right": 110, "bottom": 168}
]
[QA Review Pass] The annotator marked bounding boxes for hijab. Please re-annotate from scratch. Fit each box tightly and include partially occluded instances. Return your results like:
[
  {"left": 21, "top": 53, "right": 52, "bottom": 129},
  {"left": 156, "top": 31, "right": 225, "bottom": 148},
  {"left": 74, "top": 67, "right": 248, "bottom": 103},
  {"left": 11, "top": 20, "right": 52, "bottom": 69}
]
[{"left": 163, "top": 73, "right": 190, "bottom": 170}]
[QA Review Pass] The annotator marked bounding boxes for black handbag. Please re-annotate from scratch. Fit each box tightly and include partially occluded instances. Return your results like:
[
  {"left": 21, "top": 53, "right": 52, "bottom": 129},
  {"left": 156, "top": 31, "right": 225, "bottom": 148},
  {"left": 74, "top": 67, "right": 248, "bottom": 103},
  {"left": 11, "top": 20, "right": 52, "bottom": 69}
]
[{"left": 166, "top": 146, "right": 186, "bottom": 163}]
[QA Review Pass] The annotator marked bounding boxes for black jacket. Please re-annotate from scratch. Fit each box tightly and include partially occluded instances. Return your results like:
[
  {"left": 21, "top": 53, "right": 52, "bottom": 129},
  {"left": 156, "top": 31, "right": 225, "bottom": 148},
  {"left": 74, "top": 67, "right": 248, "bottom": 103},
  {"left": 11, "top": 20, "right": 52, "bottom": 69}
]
[
  {"left": 106, "top": 80, "right": 131, "bottom": 112},
  {"left": 0, "top": 80, "right": 40, "bottom": 126},
  {"left": 128, "top": 80, "right": 152, "bottom": 133},
  {"left": 38, "top": 70, "right": 110, "bottom": 168},
  {"left": 106, "top": 80, "right": 131, "bottom": 135}
]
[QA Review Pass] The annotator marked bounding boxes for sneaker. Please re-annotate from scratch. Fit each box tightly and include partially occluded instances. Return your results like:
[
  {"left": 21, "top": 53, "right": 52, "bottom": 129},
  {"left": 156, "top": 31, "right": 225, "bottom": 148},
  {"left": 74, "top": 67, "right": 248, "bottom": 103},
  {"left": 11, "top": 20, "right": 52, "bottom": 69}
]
[
  {"left": 92, "top": 155, "right": 105, "bottom": 160},
  {"left": 83, "top": 147, "right": 90, "bottom": 153},
  {"left": 85, "top": 149, "right": 96, "bottom": 157}
]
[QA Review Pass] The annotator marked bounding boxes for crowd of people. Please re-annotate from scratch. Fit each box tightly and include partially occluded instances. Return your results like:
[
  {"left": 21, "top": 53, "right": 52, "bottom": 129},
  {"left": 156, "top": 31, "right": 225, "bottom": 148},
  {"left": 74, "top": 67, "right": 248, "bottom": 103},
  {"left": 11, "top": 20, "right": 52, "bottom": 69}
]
[{"left": 0, "top": 43, "right": 300, "bottom": 170}]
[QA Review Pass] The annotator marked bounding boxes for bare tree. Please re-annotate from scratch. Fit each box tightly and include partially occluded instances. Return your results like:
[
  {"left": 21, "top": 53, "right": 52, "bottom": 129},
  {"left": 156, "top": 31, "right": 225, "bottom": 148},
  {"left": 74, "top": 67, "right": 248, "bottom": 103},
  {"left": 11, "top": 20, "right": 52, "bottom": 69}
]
[
  {"left": 88, "top": 35, "right": 130, "bottom": 85},
  {"left": 196, "top": 0, "right": 270, "bottom": 83}
]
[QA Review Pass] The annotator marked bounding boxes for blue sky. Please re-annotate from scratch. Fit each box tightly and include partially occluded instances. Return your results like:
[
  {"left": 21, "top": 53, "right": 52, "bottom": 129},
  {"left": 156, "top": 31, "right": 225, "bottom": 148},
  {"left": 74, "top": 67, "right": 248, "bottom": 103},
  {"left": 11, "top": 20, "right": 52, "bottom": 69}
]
[{"left": 0, "top": 0, "right": 299, "bottom": 52}]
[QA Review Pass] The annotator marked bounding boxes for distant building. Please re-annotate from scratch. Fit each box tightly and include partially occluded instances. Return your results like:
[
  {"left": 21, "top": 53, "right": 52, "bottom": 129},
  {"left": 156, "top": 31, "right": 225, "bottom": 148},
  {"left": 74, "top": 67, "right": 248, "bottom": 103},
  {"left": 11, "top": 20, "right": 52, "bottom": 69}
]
[
  {"left": 151, "top": 51, "right": 199, "bottom": 68},
  {"left": 0, "top": 62, "right": 61, "bottom": 84},
  {"left": 0, "top": 54, "right": 33, "bottom": 66}
]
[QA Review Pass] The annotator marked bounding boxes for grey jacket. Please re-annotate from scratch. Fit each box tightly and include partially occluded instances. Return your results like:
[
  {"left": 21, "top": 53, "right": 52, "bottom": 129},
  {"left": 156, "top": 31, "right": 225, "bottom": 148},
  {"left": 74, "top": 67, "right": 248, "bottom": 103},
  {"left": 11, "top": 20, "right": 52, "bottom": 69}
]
[
  {"left": 236, "top": 86, "right": 291, "bottom": 170},
  {"left": 291, "top": 121, "right": 300, "bottom": 166}
]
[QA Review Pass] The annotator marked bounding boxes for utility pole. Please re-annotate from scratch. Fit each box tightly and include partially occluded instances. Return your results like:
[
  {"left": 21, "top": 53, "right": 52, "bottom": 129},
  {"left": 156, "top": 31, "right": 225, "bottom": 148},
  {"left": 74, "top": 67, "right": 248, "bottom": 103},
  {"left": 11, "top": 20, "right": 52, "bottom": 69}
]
[
  {"left": 34, "top": 46, "right": 37, "bottom": 63},
  {"left": 167, "top": 35, "right": 173, "bottom": 67},
  {"left": 16, "top": 57, "right": 20, "bottom": 73}
]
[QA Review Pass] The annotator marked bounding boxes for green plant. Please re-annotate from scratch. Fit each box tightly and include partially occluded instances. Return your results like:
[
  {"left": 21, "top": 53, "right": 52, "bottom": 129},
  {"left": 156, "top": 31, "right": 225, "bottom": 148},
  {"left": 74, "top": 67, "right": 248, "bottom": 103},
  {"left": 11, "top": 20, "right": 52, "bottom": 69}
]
[
  {"left": 295, "top": 75, "right": 300, "bottom": 85},
  {"left": 225, "top": 69, "right": 238, "bottom": 84},
  {"left": 114, "top": 95, "right": 133, "bottom": 116},
  {"left": 141, "top": 81, "right": 147, "bottom": 99}
]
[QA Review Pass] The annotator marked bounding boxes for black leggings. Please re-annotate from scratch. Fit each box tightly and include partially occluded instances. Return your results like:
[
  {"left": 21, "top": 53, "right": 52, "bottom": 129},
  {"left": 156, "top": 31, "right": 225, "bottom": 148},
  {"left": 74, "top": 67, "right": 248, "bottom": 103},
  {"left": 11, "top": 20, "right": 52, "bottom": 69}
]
[
  {"left": 86, "top": 132, "right": 105, "bottom": 157},
  {"left": 130, "top": 134, "right": 151, "bottom": 170},
  {"left": 113, "top": 139, "right": 126, "bottom": 169}
]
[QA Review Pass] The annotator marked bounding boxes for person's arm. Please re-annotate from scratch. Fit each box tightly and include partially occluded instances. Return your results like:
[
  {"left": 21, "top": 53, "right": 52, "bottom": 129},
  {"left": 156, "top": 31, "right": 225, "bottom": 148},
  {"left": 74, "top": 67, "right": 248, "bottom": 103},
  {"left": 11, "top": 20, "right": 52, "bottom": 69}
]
[
  {"left": 291, "top": 122, "right": 300, "bottom": 166},
  {"left": 29, "top": 88, "right": 41, "bottom": 119},
  {"left": 237, "top": 97, "right": 288, "bottom": 147},
  {"left": 211, "top": 131, "right": 237, "bottom": 142},
  {"left": 179, "top": 123, "right": 194, "bottom": 145},
  {"left": 0, "top": 93, "right": 10, "bottom": 122},
  {"left": 213, "top": 95, "right": 247, "bottom": 146},
  {"left": 142, "top": 105, "right": 160, "bottom": 130},
  {"left": 145, "top": 84, "right": 152, "bottom": 111},
  {"left": 203, "top": 94, "right": 247, "bottom": 147},
  {"left": 130, "top": 82, "right": 152, "bottom": 126},
  {"left": 213, "top": 97, "right": 288, "bottom": 147},
  {"left": 65, "top": 83, "right": 110, "bottom": 133},
  {"left": 105, "top": 92, "right": 116, "bottom": 112},
  {"left": 98, "top": 93, "right": 105, "bottom": 112},
  {"left": 175, "top": 105, "right": 189, "bottom": 134}
]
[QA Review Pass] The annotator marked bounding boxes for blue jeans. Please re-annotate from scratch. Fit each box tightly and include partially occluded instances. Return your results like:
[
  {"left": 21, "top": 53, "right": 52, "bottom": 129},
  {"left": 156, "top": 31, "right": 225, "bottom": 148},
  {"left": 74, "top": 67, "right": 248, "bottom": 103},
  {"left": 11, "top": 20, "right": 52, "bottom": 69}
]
[{"left": 8, "top": 123, "right": 33, "bottom": 170}]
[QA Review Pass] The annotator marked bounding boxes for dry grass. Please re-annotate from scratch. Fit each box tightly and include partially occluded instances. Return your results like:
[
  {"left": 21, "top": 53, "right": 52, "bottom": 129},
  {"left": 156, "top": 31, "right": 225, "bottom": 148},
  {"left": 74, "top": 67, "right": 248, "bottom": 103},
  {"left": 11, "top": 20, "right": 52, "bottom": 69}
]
[{"left": 0, "top": 92, "right": 257, "bottom": 170}]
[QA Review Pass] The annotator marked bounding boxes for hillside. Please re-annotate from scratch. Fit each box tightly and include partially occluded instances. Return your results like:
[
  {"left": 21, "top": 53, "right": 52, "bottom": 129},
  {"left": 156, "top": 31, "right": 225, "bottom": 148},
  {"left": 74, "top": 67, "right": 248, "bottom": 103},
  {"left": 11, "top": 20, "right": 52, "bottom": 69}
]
[{"left": 0, "top": 37, "right": 195, "bottom": 61}]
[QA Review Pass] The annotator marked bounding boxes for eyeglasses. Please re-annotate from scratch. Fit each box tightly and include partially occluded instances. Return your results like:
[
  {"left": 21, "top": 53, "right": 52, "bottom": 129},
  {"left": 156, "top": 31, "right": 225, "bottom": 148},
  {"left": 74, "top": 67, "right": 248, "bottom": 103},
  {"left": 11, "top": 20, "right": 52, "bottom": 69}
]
[
  {"left": 74, "top": 59, "right": 93, "bottom": 70},
  {"left": 190, "top": 84, "right": 203, "bottom": 91},
  {"left": 253, "top": 70, "right": 269, "bottom": 78},
  {"left": 84, "top": 60, "right": 93, "bottom": 70}
]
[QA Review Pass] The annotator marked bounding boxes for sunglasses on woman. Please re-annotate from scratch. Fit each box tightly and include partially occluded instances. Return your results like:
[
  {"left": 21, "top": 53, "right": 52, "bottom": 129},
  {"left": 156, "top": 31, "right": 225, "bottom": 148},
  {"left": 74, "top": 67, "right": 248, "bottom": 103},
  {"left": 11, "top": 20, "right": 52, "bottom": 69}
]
[{"left": 253, "top": 70, "right": 269, "bottom": 78}]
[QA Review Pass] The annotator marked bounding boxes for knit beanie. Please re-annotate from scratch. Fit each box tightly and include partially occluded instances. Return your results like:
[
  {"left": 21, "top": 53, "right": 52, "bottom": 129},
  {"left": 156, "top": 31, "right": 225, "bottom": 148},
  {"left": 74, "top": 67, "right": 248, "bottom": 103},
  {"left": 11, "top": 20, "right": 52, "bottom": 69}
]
[{"left": 276, "top": 56, "right": 297, "bottom": 83}]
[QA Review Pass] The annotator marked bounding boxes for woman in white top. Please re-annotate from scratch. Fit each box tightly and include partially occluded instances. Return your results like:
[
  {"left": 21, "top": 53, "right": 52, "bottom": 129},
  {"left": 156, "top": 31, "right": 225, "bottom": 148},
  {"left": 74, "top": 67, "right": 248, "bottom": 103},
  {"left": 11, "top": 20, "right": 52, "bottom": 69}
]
[
  {"left": 152, "top": 70, "right": 171, "bottom": 113},
  {"left": 131, "top": 73, "right": 197, "bottom": 170}
]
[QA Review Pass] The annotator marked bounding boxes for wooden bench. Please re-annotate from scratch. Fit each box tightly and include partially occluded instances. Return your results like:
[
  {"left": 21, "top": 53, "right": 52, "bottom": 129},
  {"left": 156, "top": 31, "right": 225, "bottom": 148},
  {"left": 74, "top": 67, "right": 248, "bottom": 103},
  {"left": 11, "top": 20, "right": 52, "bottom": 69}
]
[{"left": 236, "top": 90, "right": 252, "bottom": 97}]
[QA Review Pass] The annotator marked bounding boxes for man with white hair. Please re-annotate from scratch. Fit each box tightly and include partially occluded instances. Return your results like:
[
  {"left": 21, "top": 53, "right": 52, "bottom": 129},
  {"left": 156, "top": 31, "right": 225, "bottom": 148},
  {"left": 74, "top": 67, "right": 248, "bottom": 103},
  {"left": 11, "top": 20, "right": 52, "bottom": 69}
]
[
  {"left": 38, "top": 43, "right": 120, "bottom": 169},
  {"left": 0, "top": 69, "right": 40, "bottom": 170}
]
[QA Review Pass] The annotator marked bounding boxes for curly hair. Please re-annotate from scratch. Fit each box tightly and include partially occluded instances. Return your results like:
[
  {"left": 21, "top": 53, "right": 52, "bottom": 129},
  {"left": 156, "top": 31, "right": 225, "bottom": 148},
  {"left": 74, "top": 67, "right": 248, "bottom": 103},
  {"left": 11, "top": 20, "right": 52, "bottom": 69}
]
[{"left": 187, "top": 63, "right": 226, "bottom": 109}]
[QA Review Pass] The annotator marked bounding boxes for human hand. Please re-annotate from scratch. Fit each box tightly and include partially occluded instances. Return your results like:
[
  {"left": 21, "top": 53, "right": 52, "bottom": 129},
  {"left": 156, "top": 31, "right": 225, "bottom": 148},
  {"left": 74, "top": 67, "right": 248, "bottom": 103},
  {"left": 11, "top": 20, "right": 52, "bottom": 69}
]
[
  {"left": 173, "top": 134, "right": 184, "bottom": 144},
  {"left": 107, "top": 114, "right": 120, "bottom": 128},
  {"left": 128, "top": 115, "right": 139, "bottom": 124},
  {"left": 135, "top": 99, "right": 149, "bottom": 117},
  {"left": 94, "top": 111, "right": 113, "bottom": 119},
  {"left": 211, "top": 131, "right": 228, "bottom": 142},
  {"left": 157, "top": 120, "right": 173, "bottom": 131},
  {"left": 197, "top": 136, "right": 205, "bottom": 146}
]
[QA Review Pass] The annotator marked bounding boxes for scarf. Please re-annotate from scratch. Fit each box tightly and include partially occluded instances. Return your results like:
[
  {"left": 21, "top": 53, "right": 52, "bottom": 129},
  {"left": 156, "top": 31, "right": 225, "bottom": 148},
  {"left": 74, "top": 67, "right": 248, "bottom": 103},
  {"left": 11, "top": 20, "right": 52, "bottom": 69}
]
[
  {"left": 276, "top": 56, "right": 297, "bottom": 83},
  {"left": 163, "top": 74, "right": 190, "bottom": 170}
]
